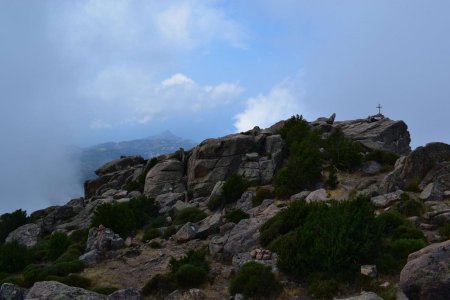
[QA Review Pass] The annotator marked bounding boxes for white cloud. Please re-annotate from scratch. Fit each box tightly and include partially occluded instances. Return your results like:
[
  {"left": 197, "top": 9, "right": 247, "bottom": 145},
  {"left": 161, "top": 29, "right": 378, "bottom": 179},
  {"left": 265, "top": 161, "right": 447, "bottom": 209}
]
[
  {"left": 162, "top": 73, "right": 195, "bottom": 87},
  {"left": 86, "top": 68, "right": 243, "bottom": 126},
  {"left": 234, "top": 78, "right": 305, "bottom": 132},
  {"left": 90, "top": 119, "right": 112, "bottom": 129},
  {"left": 155, "top": 0, "right": 247, "bottom": 49}
]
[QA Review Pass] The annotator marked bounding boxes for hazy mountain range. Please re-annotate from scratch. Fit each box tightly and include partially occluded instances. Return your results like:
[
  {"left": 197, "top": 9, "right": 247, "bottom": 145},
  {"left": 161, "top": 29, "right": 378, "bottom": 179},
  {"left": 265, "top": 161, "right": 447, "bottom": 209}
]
[{"left": 75, "top": 131, "right": 197, "bottom": 182}]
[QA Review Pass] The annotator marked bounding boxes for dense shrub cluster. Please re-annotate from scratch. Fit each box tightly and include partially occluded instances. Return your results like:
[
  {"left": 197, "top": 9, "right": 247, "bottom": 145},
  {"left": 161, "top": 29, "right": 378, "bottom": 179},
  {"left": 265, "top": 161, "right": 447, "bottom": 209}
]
[
  {"left": 91, "top": 196, "right": 159, "bottom": 237},
  {"left": 143, "top": 249, "right": 210, "bottom": 297},
  {"left": 225, "top": 209, "right": 249, "bottom": 224},
  {"left": 395, "top": 194, "right": 425, "bottom": 217},
  {"left": 173, "top": 207, "right": 207, "bottom": 225},
  {"left": 0, "top": 209, "right": 28, "bottom": 243},
  {"left": 125, "top": 157, "right": 158, "bottom": 192},
  {"left": 260, "top": 195, "right": 427, "bottom": 285},
  {"left": 323, "top": 128, "right": 363, "bottom": 171},
  {"left": 0, "top": 241, "right": 33, "bottom": 273},
  {"left": 365, "top": 149, "right": 400, "bottom": 168},
  {"left": 208, "top": 175, "right": 248, "bottom": 210},
  {"left": 229, "top": 261, "right": 281, "bottom": 299}
]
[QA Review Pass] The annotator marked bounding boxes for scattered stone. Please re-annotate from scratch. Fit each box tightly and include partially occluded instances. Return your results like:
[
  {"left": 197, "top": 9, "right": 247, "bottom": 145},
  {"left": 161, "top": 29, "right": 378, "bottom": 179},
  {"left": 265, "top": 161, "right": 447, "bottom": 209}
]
[
  {"left": 290, "top": 191, "right": 311, "bottom": 201},
  {"left": 79, "top": 249, "right": 101, "bottom": 265},
  {"left": 196, "top": 213, "right": 222, "bottom": 239},
  {"left": 108, "top": 288, "right": 142, "bottom": 300},
  {"left": 361, "top": 161, "right": 382, "bottom": 175},
  {"left": 379, "top": 282, "right": 390, "bottom": 289},
  {"left": 128, "top": 191, "right": 142, "bottom": 199},
  {"left": 5, "top": 223, "right": 41, "bottom": 248},
  {"left": 0, "top": 283, "right": 27, "bottom": 300},
  {"left": 399, "top": 240, "right": 450, "bottom": 300},
  {"left": 370, "top": 190, "right": 403, "bottom": 208},
  {"left": 85, "top": 225, "right": 124, "bottom": 253},
  {"left": 305, "top": 188, "right": 328, "bottom": 203},
  {"left": 360, "top": 265, "right": 377, "bottom": 278},
  {"left": 115, "top": 198, "right": 130, "bottom": 204},
  {"left": 174, "top": 222, "right": 198, "bottom": 242},
  {"left": 337, "top": 292, "right": 383, "bottom": 300},
  {"left": 156, "top": 192, "right": 186, "bottom": 213},
  {"left": 101, "top": 189, "right": 118, "bottom": 197},
  {"left": 25, "top": 281, "right": 107, "bottom": 300}
]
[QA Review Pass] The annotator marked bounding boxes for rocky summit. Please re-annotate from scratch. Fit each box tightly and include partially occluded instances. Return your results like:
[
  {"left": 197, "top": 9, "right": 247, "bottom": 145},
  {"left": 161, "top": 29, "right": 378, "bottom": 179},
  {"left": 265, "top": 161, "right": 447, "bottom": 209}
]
[{"left": 1, "top": 114, "right": 449, "bottom": 300}]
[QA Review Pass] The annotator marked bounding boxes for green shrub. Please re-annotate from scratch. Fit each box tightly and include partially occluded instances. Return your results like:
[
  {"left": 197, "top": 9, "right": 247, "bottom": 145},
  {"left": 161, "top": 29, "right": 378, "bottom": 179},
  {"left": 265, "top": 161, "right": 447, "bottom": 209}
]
[
  {"left": 149, "top": 241, "right": 162, "bottom": 249},
  {"left": 91, "top": 203, "right": 136, "bottom": 238},
  {"left": 55, "top": 245, "right": 82, "bottom": 263},
  {"left": 128, "top": 196, "right": 159, "bottom": 228},
  {"left": 0, "top": 241, "right": 32, "bottom": 273},
  {"left": 142, "top": 273, "right": 177, "bottom": 297},
  {"left": 225, "top": 209, "right": 249, "bottom": 224},
  {"left": 207, "top": 196, "right": 222, "bottom": 211},
  {"left": 267, "top": 196, "right": 381, "bottom": 280},
  {"left": 405, "top": 179, "right": 421, "bottom": 192},
  {"left": 326, "top": 167, "right": 338, "bottom": 189},
  {"left": 324, "top": 128, "right": 363, "bottom": 171},
  {"left": 396, "top": 196, "right": 425, "bottom": 217},
  {"left": 390, "top": 238, "right": 426, "bottom": 261},
  {"left": 142, "top": 228, "right": 161, "bottom": 242},
  {"left": 174, "top": 264, "right": 207, "bottom": 288},
  {"left": 307, "top": 279, "right": 339, "bottom": 299},
  {"left": 91, "top": 196, "right": 159, "bottom": 238},
  {"left": 47, "top": 232, "right": 71, "bottom": 261},
  {"left": 23, "top": 260, "right": 85, "bottom": 285},
  {"left": 46, "top": 274, "right": 91, "bottom": 289},
  {"left": 169, "top": 249, "right": 209, "bottom": 274},
  {"left": 376, "top": 253, "right": 399, "bottom": 274},
  {"left": 163, "top": 226, "right": 176, "bottom": 239},
  {"left": 439, "top": 223, "right": 450, "bottom": 239},
  {"left": 229, "top": 261, "right": 281, "bottom": 299},
  {"left": 0, "top": 276, "right": 25, "bottom": 287},
  {"left": 173, "top": 207, "right": 207, "bottom": 225},
  {"left": 222, "top": 175, "right": 248, "bottom": 205},
  {"left": 252, "top": 188, "right": 274, "bottom": 207},
  {"left": 392, "top": 225, "right": 426, "bottom": 241},
  {"left": 92, "top": 286, "right": 119, "bottom": 295},
  {"left": 0, "top": 209, "right": 28, "bottom": 243},
  {"left": 274, "top": 132, "right": 323, "bottom": 197},
  {"left": 69, "top": 229, "right": 89, "bottom": 249}
]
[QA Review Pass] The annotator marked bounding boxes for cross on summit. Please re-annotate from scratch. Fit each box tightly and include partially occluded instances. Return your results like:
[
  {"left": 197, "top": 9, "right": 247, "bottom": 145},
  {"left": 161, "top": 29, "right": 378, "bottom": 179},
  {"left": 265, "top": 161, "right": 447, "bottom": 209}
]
[{"left": 377, "top": 104, "right": 382, "bottom": 115}]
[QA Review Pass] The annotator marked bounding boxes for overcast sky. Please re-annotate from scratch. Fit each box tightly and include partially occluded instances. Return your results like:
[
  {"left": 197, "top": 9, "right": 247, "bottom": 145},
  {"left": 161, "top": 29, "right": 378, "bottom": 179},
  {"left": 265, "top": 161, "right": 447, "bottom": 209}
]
[{"left": 1, "top": 0, "right": 449, "bottom": 213}]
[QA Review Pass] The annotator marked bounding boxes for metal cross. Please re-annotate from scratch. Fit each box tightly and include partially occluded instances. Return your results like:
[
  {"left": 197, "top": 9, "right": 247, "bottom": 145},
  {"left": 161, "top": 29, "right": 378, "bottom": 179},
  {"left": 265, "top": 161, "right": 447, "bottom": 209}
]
[{"left": 377, "top": 104, "right": 382, "bottom": 114}]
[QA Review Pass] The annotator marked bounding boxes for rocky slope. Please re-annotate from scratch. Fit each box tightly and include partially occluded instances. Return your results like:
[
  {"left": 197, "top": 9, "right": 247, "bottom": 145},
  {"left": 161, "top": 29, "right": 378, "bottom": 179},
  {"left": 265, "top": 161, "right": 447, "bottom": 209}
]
[{"left": 1, "top": 115, "right": 449, "bottom": 300}]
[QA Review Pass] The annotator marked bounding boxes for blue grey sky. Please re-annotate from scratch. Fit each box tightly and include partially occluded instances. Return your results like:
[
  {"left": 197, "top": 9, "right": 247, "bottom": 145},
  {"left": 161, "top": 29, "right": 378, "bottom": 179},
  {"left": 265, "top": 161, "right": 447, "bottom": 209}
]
[{"left": 1, "top": 0, "right": 449, "bottom": 213}]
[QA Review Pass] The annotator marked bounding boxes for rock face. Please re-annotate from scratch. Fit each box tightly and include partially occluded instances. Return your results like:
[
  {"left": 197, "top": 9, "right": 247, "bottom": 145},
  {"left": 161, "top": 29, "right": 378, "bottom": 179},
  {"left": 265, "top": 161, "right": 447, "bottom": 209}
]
[
  {"left": 5, "top": 223, "right": 41, "bottom": 248},
  {"left": 399, "top": 240, "right": 450, "bottom": 300},
  {"left": 144, "top": 159, "right": 186, "bottom": 198},
  {"left": 187, "top": 132, "right": 283, "bottom": 198},
  {"left": 382, "top": 143, "right": 450, "bottom": 193},
  {"left": 25, "top": 281, "right": 107, "bottom": 300},
  {"left": 337, "top": 292, "right": 383, "bottom": 300},
  {"left": 108, "top": 288, "right": 143, "bottom": 300},
  {"left": 333, "top": 118, "right": 411, "bottom": 155},
  {"left": 80, "top": 226, "right": 124, "bottom": 265},
  {"left": 95, "top": 156, "right": 145, "bottom": 176}
]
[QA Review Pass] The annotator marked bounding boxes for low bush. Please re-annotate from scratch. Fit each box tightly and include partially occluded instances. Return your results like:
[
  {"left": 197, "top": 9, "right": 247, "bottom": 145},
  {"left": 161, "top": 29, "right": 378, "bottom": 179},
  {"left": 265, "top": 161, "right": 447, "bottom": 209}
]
[
  {"left": 323, "top": 129, "right": 363, "bottom": 171},
  {"left": 23, "top": 260, "right": 85, "bottom": 285},
  {"left": 55, "top": 245, "right": 82, "bottom": 263},
  {"left": 92, "top": 286, "right": 119, "bottom": 295},
  {"left": 46, "top": 274, "right": 91, "bottom": 289},
  {"left": 0, "top": 209, "right": 28, "bottom": 244},
  {"left": 91, "top": 196, "right": 159, "bottom": 238},
  {"left": 405, "top": 179, "right": 421, "bottom": 192},
  {"left": 229, "top": 261, "right": 281, "bottom": 299},
  {"left": 174, "top": 264, "right": 207, "bottom": 288},
  {"left": 173, "top": 207, "right": 207, "bottom": 225},
  {"left": 163, "top": 226, "right": 176, "bottom": 239},
  {"left": 149, "top": 241, "right": 162, "bottom": 249},
  {"left": 69, "top": 229, "right": 89, "bottom": 249},
  {"left": 47, "top": 232, "right": 71, "bottom": 261},
  {"left": 439, "top": 223, "right": 450, "bottom": 239},
  {"left": 307, "top": 278, "right": 339, "bottom": 299},
  {"left": 396, "top": 195, "right": 425, "bottom": 217},
  {"left": 252, "top": 188, "right": 274, "bottom": 207},
  {"left": 225, "top": 209, "right": 249, "bottom": 224},
  {"left": 142, "top": 228, "right": 160, "bottom": 242},
  {"left": 326, "top": 167, "right": 338, "bottom": 189},
  {"left": 0, "top": 241, "right": 33, "bottom": 273},
  {"left": 208, "top": 175, "right": 248, "bottom": 210},
  {"left": 142, "top": 273, "right": 177, "bottom": 297}
]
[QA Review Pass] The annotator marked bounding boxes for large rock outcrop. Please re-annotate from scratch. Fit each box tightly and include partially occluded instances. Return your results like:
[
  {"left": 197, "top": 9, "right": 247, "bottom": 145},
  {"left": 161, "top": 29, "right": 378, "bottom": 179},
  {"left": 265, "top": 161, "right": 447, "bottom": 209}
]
[
  {"left": 381, "top": 142, "right": 450, "bottom": 193},
  {"left": 333, "top": 118, "right": 411, "bottom": 155},
  {"left": 25, "top": 281, "right": 107, "bottom": 300},
  {"left": 95, "top": 156, "right": 145, "bottom": 176},
  {"left": 399, "top": 240, "right": 450, "bottom": 300},
  {"left": 143, "top": 159, "right": 186, "bottom": 198},
  {"left": 5, "top": 223, "right": 41, "bottom": 248},
  {"left": 187, "top": 132, "right": 283, "bottom": 198}
]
